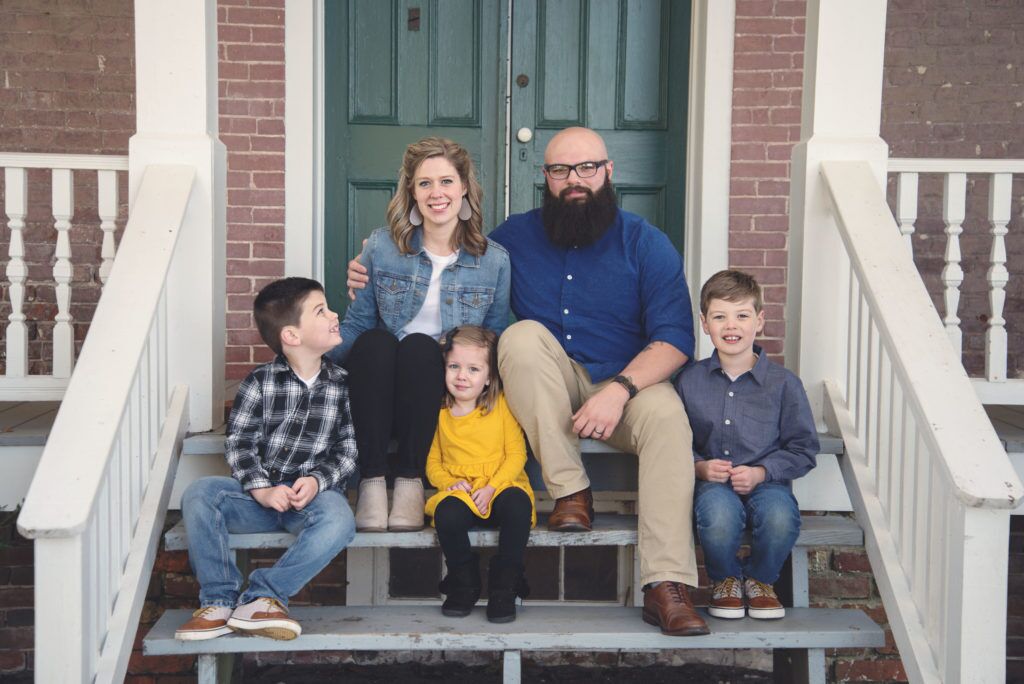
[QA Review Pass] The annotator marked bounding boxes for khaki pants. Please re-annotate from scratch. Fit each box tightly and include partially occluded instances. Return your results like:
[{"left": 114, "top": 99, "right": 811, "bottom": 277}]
[{"left": 497, "top": 320, "right": 698, "bottom": 586}]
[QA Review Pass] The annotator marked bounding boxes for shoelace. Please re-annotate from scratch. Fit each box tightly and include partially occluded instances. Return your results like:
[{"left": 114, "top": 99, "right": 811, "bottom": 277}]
[
  {"left": 746, "top": 580, "right": 777, "bottom": 599},
  {"left": 193, "top": 606, "right": 223, "bottom": 619},
  {"left": 664, "top": 581, "right": 692, "bottom": 605},
  {"left": 714, "top": 577, "right": 742, "bottom": 600},
  {"left": 259, "top": 597, "right": 288, "bottom": 614}
]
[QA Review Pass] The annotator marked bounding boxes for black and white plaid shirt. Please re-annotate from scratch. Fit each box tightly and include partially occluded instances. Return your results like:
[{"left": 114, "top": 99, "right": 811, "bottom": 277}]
[{"left": 225, "top": 355, "right": 358, "bottom": 493}]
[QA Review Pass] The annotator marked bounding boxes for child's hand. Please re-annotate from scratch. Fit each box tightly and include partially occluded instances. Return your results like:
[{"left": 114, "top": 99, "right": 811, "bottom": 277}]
[
  {"left": 695, "top": 459, "right": 732, "bottom": 483},
  {"left": 289, "top": 476, "right": 320, "bottom": 510},
  {"left": 251, "top": 485, "right": 293, "bottom": 512},
  {"left": 728, "top": 465, "right": 766, "bottom": 495},
  {"left": 447, "top": 480, "right": 472, "bottom": 492},
  {"left": 471, "top": 485, "right": 496, "bottom": 514}
]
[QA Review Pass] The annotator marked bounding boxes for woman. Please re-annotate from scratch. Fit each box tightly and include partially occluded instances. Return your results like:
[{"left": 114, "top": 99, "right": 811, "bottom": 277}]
[{"left": 330, "top": 137, "right": 511, "bottom": 532}]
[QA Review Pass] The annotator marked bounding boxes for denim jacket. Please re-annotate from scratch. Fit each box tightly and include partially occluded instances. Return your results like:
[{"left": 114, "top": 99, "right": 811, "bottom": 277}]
[{"left": 331, "top": 227, "right": 511, "bottom": 362}]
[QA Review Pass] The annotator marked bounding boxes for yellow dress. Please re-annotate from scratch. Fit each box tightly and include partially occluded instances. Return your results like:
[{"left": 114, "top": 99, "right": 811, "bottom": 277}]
[{"left": 424, "top": 393, "right": 536, "bottom": 527}]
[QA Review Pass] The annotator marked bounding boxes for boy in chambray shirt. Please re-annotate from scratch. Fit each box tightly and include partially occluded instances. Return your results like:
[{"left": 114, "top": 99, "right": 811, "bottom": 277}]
[{"left": 674, "top": 270, "right": 818, "bottom": 620}]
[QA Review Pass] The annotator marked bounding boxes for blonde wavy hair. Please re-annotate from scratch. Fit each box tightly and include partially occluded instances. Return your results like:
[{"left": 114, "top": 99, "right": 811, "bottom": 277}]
[
  {"left": 439, "top": 326, "right": 501, "bottom": 415},
  {"left": 386, "top": 137, "right": 487, "bottom": 256}
]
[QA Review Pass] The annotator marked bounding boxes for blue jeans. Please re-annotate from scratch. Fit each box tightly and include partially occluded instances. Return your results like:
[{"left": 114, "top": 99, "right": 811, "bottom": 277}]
[
  {"left": 181, "top": 476, "right": 356, "bottom": 608},
  {"left": 693, "top": 480, "right": 800, "bottom": 584}
]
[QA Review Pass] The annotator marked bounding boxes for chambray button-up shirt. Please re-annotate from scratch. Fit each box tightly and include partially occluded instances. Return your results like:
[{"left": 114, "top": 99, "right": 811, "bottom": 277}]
[
  {"left": 674, "top": 345, "right": 818, "bottom": 484},
  {"left": 489, "top": 208, "right": 695, "bottom": 382}
]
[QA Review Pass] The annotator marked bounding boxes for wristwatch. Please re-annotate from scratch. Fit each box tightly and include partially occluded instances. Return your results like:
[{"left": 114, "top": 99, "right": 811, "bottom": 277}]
[{"left": 612, "top": 374, "right": 638, "bottom": 400}]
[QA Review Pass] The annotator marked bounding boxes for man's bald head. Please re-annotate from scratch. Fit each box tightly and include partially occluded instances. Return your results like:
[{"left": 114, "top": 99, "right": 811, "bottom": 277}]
[{"left": 544, "top": 127, "right": 610, "bottom": 166}]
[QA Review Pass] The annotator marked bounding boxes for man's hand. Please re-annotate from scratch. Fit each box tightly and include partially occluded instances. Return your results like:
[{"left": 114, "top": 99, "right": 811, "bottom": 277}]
[
  {"left": 695, "top": 459, "right": 732, "bottom": 483},
  {"left": 572, "top": 382, "right": 630, "bottom": 440},
  {"left": 447, "top": 480, "right": 472, "bottom": 492},
  {"left": 729, "top": 465, "right": 766, "bottom": 495},
  {"left": 346, "top": 239, "right": 369, "bottom": 300},
  {"left": 289, "top": 476, "right": 320, "bottom": 510},
  {"left": 251, "top": 485, "right": 293, "bottom": 512},
  {"left": 471, "top": 485, "right": 496, "bottom": 514}
]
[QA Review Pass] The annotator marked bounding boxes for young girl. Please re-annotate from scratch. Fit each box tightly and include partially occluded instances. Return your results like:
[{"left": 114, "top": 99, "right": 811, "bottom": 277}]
[{"left": 425, "top": 325, "right": 535, "bottom": 623}]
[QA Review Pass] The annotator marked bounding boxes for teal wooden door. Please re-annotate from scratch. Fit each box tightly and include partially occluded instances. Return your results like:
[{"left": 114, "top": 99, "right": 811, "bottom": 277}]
[
  {"left": 509, "top": 0, "right": 689, "bottom": 249},
  {"left": 324, "top": 0, "right": 507, "bottom": 313},
  {"left": 325, "top": 0, "right": 689, "bottom": 312}
]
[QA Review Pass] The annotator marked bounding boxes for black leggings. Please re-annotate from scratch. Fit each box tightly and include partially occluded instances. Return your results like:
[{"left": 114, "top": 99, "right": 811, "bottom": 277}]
[
  {"left": 344, "top": 328, "right": 444, "bottom": 479},
  {"left": 433, "top": 488, "right": 533, "bottom": 568}
]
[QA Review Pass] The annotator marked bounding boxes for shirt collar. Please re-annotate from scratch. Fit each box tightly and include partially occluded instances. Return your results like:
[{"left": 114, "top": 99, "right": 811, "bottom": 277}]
[
  {"left": 708, "top": 344, "right": 769, "bottom": 384},
  {"left": 272, "top": 354, "right": 348, "bottom": 382},
  {"left": 409, "top": 228, "right": 480, "bottom": 269}
]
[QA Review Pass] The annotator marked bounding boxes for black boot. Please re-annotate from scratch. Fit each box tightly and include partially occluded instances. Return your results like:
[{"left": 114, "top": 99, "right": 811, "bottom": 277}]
[
  {"left": 438, "top": 555, "right": 481, "bottom": 617},
  {"left": 486, "top": 557, "right": 530, "bottom": 624}
]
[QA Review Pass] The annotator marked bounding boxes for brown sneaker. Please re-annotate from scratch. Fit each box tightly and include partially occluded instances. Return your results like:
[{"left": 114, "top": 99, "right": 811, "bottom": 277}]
[
  {"left": 642, "top": 581, "right": 710, "bottom": 636},
  {"left": 227, "top": 597, "right": 301, "bottom": 640},
  {"left": 547, "top": 487, "right": 594, "bottom": 531},
  {"left": 174, "top": 605, "right": 233, "bottom": 641},
  {"left": 744, "top": 578, "right": 785, "bottom": 619},
  {"left": 708, "top": 576, "right": 745, "bottom": 619}
]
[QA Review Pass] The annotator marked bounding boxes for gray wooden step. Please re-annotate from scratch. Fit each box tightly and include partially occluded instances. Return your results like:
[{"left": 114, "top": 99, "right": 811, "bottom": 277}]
[
  {"left": 163, "top": 513, "right": 863, "bottom": 552},
  {"left": 145, "top": 605, "right": 885, "bottom": 655}
]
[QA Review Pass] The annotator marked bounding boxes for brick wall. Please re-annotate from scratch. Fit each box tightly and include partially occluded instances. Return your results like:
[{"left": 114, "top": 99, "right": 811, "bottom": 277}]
[
  {"left": 219, "top": 0, "right": 287, "bottom": 380},
  {"left": 880, "top": 0, "right": 1024, "bottom": 379},
  {"left": 729, "top": 0, "right": 806, "bottom": 362}
]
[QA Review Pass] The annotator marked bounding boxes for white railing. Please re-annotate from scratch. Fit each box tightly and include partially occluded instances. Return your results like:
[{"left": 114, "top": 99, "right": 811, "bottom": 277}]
[
  {"left": 887, "top": 158, "right": 1024, "bottom": 405},
  {"left": 17, "top": 165, "right": 195, "bottom": 684},
  {"left": 1, "top": 153, "right": 129, "bottom": 400},
  {"left": 821, "top": 160, "right": 1023, "bottom": 683}
]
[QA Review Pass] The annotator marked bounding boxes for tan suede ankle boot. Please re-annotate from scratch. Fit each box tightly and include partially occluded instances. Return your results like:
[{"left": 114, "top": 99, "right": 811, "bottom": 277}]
[
  {"left": 388, "top": 477, "right": 425, "bottom": 531},
  {"left": 354, "top": 476, "right": 388, "bottom": 532}
]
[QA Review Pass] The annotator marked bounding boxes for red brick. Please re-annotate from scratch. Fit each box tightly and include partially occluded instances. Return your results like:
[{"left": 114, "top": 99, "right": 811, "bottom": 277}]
[
  {"left": 833, "top": 658, "right": 908, "bottom": 682},
  {"left": 126, "top": 652, "right": 195, "bottom": 675},
  {"left": 0, "top": 650, "right": 25, "bottom": 672}
]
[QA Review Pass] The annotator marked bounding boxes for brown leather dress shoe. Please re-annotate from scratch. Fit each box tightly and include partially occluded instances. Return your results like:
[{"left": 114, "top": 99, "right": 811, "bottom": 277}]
[
  {"left": 642, "top": 581, "right": 710, "bottom": 636},
  {"left": 547, "top": 487, "right": 594, "bottom": 531}
]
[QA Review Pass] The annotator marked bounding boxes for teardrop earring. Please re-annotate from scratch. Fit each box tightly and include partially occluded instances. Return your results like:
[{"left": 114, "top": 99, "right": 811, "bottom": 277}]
[
  {"left": 409, "top": 205, "right": 423, "bottom": 226},
  {"left": 458, "top": 195, "right": 472, "bottom": 221}
]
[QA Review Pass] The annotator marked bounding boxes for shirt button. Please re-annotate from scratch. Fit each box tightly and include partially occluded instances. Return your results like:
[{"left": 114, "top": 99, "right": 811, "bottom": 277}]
[
  {"left": 566, "top": 334, "right": 572, "bottom": 340},
  {"left": 563, "top": 309, "right": 569, "bottom": 315},
  {"left": 728, "top": 391, "right": 734, "bottom": 397},
  {"left": 724, "top": 450, "right": 730, "bottom": 456},
  {"left": 566, "top": 274, "right": 573, "bottom": 280},
  {"left": 724, "top": 419, "right": 731, "bottom": 425}
]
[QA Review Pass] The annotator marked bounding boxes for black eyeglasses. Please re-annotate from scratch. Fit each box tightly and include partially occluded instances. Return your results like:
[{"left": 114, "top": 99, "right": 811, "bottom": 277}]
[{"left": 543, "top": 160, "right": 609, "bottom": 180}]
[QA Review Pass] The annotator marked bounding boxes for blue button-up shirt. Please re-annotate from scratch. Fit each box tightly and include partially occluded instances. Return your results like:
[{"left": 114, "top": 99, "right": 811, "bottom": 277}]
[
  {"left": 674, "top": 346, "right": 818, "bottom": 484},
  {"left": 489, "top": 208, "right": 695, "bottom": 382}
]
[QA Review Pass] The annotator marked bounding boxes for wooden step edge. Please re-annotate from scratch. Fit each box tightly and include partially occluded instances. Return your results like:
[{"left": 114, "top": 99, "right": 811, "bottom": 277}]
[
  {"left": 163, "top": 514, "right": 863, "bottom": 552},
  {"left": 144, "top": 605, "right": 885, "bottom": 655}
]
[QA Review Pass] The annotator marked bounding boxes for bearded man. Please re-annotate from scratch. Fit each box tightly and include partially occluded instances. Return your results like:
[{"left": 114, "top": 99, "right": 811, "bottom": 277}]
[{"left": 347, "top": 127, "right": 706, "bottom": 636}]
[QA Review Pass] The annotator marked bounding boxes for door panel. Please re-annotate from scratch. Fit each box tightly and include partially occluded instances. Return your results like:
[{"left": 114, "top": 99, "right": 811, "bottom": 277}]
[
  {"left": 324, "top": 0, "right": 507, "bottom": 313},
  {"left": 510, "top": 0, "right": 689, "bottom": 249}
]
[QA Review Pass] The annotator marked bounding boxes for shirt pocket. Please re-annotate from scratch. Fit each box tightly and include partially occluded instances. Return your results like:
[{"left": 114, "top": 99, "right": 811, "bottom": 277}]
[
  {"left": 741, "top": 400, "right": 780, "bottom": 449},
  {"left": 374, "top": 272, "right": 413, "bottom": 323},
  {"left": 456, "top": 286, "right": 495, "bottom": 323}
]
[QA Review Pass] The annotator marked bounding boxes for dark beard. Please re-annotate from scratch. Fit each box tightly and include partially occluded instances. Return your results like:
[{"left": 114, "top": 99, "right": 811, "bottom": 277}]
[{"left": 541, "top": 177, "right": 619, "bottom": 249}]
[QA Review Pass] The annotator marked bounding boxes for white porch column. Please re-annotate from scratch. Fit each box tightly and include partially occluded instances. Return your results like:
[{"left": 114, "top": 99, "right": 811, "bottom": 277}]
[
  {"left": 784, "top": 0, "right": 889, "bottom": 425},
  {"left": 129, "top": 0, "right": 226, "bottom": 431}
]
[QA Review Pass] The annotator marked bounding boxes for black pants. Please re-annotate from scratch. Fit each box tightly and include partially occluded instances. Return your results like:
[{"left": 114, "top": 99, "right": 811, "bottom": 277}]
[
  {"left": 433, "top": 488, "right": 533, "bottom": 568},
  {"left": 344, "top": 328, "right": 444, "bottom": 479}
]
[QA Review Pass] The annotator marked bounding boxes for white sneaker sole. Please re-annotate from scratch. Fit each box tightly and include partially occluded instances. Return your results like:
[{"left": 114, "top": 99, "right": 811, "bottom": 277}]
[
  {"left": 174, "top": 625, "right": 233, "bottom": 640},
  {"left": 707, "top": 605, "right": 745, "bottom": 619},
  {"left": 747, "top": 607, "right": 785, "bottom": 619},
  {"left": 227, "top": 617, "right": 301, "bottom": 640}
]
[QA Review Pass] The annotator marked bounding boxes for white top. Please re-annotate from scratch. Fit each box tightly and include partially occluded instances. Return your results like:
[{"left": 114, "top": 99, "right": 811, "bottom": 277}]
[
  {"left": 298, "top": 370, "right": 320, "bottom": 388},
  {"left": 402, "top": 248, "right": 459, "bottom": 340}
]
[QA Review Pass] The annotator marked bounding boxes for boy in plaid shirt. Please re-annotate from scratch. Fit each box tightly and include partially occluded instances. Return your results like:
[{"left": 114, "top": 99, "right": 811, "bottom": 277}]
[{"left": 176, "top": 277, "right": 358, "bottom": 641}]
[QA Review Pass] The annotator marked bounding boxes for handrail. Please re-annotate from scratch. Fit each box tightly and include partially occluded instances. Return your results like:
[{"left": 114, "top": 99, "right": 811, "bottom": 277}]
[
  {"left": 888, "top": 157, "right": 1024, "bottom": 174},
  {"left": 822, "top": 160, "right": 1020, "bottom": 508},
  {"left": 16, "top": 164, "right": 195, "bottom": 683},
  {"left": 18, "top": 164, "right": 194, "bottom": 534},
  {"left": 820, "top": 159, "right": 1022, "bottom": 683},
  {"left": 0, "top": 151, "right": 129, "bottom": 171}
]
